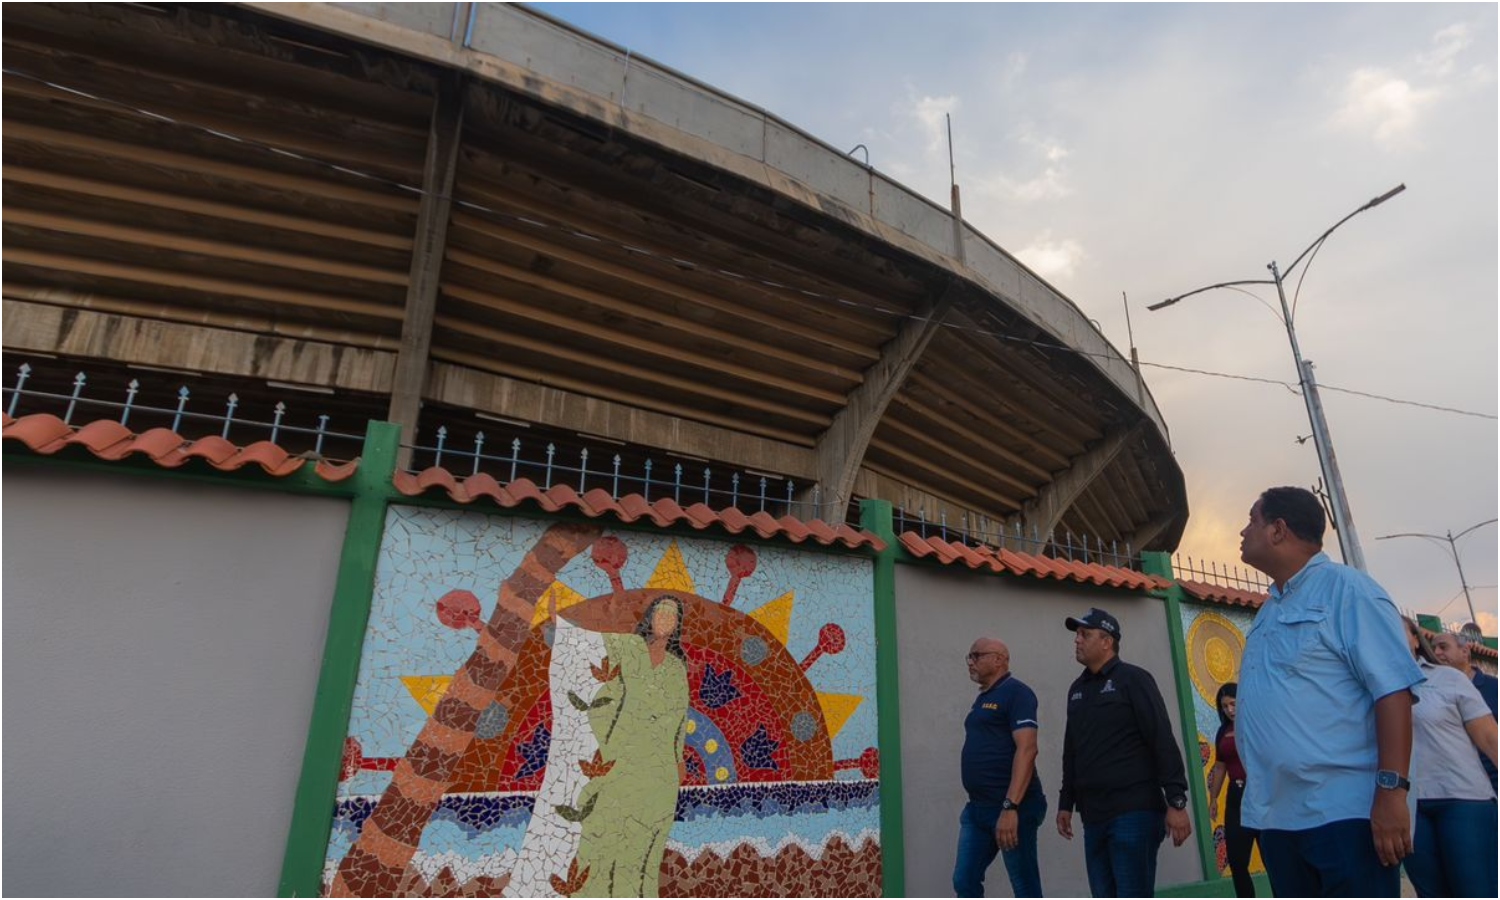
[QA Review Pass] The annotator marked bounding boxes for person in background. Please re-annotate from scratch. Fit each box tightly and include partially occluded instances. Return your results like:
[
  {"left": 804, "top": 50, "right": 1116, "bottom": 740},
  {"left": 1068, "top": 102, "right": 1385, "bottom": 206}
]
[
  {"left": 1235, "top": 486, "right": 1423, "bottom": 897},
  {"left": 1206, "top": 682, "right": 1259, "bottom": 897},
  {"left": 1401, "top": 616, "right": 1498, "bottom": 899},
  {"left": 1430, "top": 628, "right": 1498, "bottom": 788},
  {"left": 1057, "top": 607, "right": 1191, "bottom": 898},
  {"left": 953, "top": 637, "right": 1047, "bottom": 898}
]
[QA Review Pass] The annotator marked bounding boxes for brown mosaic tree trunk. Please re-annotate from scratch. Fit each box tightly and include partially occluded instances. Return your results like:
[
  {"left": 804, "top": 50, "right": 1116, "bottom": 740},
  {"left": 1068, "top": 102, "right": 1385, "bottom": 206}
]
[{"left": 332, "top": 521, "right": 604, "bottom": 897}]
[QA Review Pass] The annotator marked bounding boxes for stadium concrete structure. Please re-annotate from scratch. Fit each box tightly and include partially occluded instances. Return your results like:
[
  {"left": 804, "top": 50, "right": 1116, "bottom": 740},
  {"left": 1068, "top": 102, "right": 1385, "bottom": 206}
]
[{"left": 3, "top": 2, "right": 1188, "bottom": 550}]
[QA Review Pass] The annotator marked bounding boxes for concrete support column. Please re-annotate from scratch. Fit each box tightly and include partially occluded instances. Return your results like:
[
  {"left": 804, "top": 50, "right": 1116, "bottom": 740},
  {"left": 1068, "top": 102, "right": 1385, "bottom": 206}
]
[
  {"left": 389, "top": 75, "right": 465, "bottom": 469},
  {"left": 1011, "top": 422, "right": 1141, "bottom": 539},
  {"left": 806, "top": 282, "right": 957, "bottom": 519}
]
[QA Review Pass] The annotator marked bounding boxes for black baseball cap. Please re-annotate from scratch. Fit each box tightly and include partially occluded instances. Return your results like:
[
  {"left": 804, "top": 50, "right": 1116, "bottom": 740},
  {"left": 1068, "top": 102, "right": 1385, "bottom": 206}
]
[{"left": 1065, "top": 608, "right": 1121, "bottom": 638}]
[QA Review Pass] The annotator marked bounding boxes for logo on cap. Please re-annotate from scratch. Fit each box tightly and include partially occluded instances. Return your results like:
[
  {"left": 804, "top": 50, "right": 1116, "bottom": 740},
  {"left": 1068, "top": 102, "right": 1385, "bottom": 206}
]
[{"left": 1065, "top": 607, "right": 1121, "bottom": 637}]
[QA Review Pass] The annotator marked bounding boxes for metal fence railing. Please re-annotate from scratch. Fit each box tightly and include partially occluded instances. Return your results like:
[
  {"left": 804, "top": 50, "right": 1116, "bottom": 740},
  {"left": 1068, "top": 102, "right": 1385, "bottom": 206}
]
[
  {"left": 4, "top": 361, "right": 367, "bottom": 461},
  {"left": 892, "top": 505, "right": 1140, "bottom": 571}
]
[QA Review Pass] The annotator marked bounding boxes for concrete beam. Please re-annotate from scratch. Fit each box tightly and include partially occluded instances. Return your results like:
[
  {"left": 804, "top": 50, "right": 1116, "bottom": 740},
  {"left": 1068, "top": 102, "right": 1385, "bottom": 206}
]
[
  {"left": 425, "top": 361, "right": 817, "bottom": 479},
  {"left": 1124, "top": 509, "right": 1179, "bottom": 554},
  {"left": 1011, "top": 422, "right": 1143, "bottom": 539},
  {"left": 2, "top": 300, "right": 395, "bottom": 390},
  {"left": 389, "top": 74, "right": 465, "bottom": 468},
  {"left": 807, "top": 281, "right": 958, "bottom": 517}
]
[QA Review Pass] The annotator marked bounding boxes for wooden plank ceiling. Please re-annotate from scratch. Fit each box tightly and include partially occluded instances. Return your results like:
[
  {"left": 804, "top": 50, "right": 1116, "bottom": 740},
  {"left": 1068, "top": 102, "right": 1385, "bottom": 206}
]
[{"left": 0, "top": 2, "right": 1187, "bottom": 549}]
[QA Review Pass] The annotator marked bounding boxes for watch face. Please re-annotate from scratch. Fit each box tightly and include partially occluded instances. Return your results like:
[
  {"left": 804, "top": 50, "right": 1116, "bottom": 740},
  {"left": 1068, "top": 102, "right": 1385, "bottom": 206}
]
[
  {"left": 1376, "top": 770, "right": 1399, "bottom": 789},
  {"left": 1168, "top": 796, "right": 1187, "bottom": 810}
]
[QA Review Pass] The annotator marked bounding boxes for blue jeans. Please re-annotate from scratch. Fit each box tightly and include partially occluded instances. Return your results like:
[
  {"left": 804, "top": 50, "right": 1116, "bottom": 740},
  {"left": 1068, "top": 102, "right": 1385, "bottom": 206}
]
[
  {"left": 1258, "top": 819, "right": 1400, "bottom": 897},
  {"left": 1404, "top": 798, "right": 1498, "bottom": 898},
  {"left": 1081, "top": 809, "right": 1165, "bottom": 897},
  {"left": 954, "top": 794, "right": 1047, "bottom": 897}
]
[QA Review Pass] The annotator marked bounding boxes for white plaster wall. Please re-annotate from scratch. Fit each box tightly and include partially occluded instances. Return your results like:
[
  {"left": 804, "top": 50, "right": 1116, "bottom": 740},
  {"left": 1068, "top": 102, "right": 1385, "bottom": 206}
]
[
  {"left": 894, "top": 563, "right": 1204, "bottom": 897},
  {"left": 2, "top": 466, "right": 349, "bottom": 897}
]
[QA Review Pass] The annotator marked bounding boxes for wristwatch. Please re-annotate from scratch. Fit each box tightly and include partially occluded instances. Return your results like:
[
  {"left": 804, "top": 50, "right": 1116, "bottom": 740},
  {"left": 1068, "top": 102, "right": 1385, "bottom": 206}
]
[
  {"left": 1000, "top": 798, "right": 1018, "bottom": 812},
  {"left": 1375, "top": 770, "right": 1411, "bottom": 792},
  {"left": 1166, "top": 794, "right": 1188, "bottom": 810}
]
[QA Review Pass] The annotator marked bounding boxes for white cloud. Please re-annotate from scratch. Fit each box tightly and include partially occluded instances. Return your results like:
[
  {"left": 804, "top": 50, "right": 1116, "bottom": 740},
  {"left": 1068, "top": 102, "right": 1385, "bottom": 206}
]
[
  {"left": 975, "top": 130, "right": 1074, "bottom": 202},
  {"left": 1014, "top": 231, "right": 1085, "bottom": 282},
  {"left": 1332, "top": 67, "right": 1438, "bottom": 147},
  {"left": 1419, "top": 24, "right": 1471, "bottom": 77},
  {"left": 1000, "top": 52, "right": 1028, "bottom": 90},
  {"left": 908, "top": 92, "right": 960, "bottom": 156}
]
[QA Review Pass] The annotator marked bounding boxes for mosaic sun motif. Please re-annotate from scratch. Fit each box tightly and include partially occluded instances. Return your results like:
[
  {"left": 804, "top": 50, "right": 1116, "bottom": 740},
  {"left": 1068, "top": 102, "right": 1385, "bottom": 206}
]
[
  {"left": 327, "top": 509, "right": 880, "bottom": 898},
  {"left": 1187, "top": 611, "right": 1245, "bottom": 704}
]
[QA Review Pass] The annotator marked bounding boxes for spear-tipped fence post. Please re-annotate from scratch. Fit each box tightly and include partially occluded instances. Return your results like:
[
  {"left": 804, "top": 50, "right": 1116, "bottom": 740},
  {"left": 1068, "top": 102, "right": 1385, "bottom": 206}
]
[
  {"left": 473, "top": 432, "right": 486, "bottom": 476},
  {"left": 731, "top": 472, "right": 740, "bottom": 508},
  {"left": 544, "top": 442, "right": 556, "bottom": 489},
  {"left": 612, "top": 454, "right": 622, "bottom": 496},
  {"left": 221, "top": 392, "right": 239, "bottom": 439},
  {"left": 172, "top": 385, "right": 190, "bottom": 432},
  {"left": 7, "top": 362, "right": 32, "bottom": 417},
  {"left": 64, "top": 371, "right": 86, "bottom": 425},
  {"left": 785, "top": 480, "right": 795, "bottom": 512},
  {"left": 644, "top": 459, "right": 653, "bottom": 500},
  {"left": 314, "top": 415, "right": 330, "bottom": 456},
  {"left": 120, "top": 379, "right": 140, "bottom": 427},
  {"left": 578, "top": 447, "right": 589, "bottom": 492},
  {"left": 673, "top": 463, "right": 683, "bottom": 503},
  {"left": 509, "top": 438, "right": 521, "bottom": 482},
  {"left": 812, "top": 484, "right": 822, "bottom": 521},
  {"left": 270, "top": 401, "right": 286, "bottom": 444},
  {"left": 703, "top": 467, "right": 712, "bottom": 505},
  {"left": 434, "top": 426, "right": 448, "bottom": 469},
  {"left": 758, "top": 476, "right": 768, "bottom": 512}
]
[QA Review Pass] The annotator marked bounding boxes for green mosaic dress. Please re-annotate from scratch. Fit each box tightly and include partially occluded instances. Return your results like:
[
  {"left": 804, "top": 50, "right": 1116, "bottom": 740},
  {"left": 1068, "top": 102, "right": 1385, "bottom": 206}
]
[{"left": 575, "top": 632, "right": 689, "bottom": 898}]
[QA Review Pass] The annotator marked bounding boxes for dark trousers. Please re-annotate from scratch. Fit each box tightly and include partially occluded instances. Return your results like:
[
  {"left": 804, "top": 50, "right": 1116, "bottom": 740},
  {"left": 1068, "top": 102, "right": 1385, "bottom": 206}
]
[
  {"left": 1222, "top": 781, "right": 1260, "bottom": 897},
  {"left": 1258, "top": 818, "right": 1400, "bottom": 897},
  {"left": 1404, "top": 798, "right": 1498, "bottom": 898},
  {"left": 953, "top": 794, "right": 1048, "bottom": 898},
  {"left": 1082, "top": 809, "right": 1165, "bottom": 897}
]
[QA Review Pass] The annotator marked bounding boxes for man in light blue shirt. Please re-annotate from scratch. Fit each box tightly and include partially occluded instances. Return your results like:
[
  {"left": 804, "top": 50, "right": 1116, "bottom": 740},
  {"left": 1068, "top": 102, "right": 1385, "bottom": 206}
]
[{"left": 1236, "top": 486, "right": 1424, "bottom": 897}]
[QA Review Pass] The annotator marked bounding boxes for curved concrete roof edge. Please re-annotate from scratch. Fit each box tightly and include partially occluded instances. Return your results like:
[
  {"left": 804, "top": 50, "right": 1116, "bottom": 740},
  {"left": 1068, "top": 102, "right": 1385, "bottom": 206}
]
[{"left": 242, "top": 2, "right": 1172, "bottom": 448}]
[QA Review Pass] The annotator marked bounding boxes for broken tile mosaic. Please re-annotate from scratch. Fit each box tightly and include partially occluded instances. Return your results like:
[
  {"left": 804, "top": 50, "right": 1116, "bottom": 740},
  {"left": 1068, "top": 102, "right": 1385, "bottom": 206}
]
[{"left": 323, "top": 507, "right": 881, "bottom": 897}]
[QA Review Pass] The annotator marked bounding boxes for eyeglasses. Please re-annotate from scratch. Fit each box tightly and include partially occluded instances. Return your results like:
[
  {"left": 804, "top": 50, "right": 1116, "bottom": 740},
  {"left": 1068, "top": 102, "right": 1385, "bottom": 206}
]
[{"left": 966, "top": 651, "right": 1000, "bottom": 662}]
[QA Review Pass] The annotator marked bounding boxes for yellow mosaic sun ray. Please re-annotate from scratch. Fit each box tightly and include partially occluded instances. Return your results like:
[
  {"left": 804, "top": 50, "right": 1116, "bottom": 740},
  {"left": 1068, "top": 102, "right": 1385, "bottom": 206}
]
[
  {"left": 816, "top": 693, "right": 863, "bottom": 739},
  {"left": 530, "top": 582, "right": 588, "bottom": 626},
  {"left": 748, "top": 591, "right": 796, "bottom": 647},
  {"left": 645, "top": 541, "right": 696, "bottom": 593},
  {"left": 401, "top": 675, "right": 453, "bottom": 716}
]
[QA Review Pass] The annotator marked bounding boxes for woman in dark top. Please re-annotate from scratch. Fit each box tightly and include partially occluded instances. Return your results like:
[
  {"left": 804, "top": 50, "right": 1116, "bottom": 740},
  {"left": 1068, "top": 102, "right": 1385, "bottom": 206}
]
[{"left": 1206, "top": 682, "right": 1258, "bottom": 897}]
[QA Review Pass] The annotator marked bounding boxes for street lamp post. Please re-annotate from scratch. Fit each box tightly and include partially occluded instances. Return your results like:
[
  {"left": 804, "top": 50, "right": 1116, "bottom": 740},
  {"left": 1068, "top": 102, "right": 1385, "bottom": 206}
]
[
  {"left": 1376, "top": 518, "right": 1497, "bottom": 627},
  {"left": 1149, "top": 184, "right": 1406, "bottom": 572}
]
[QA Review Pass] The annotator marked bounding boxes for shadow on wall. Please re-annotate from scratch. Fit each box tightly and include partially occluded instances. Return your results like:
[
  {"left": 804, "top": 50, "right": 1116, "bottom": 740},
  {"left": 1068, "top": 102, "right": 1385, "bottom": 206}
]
[{"left": 894, "top": 566, "right": 1204, "bottom": 897}]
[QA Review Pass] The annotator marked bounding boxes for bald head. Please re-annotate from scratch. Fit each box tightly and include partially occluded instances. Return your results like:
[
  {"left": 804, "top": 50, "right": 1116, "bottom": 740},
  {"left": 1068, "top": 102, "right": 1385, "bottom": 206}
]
[{"left": 967, "top": 636, "right": 1011, "bottom": 689}]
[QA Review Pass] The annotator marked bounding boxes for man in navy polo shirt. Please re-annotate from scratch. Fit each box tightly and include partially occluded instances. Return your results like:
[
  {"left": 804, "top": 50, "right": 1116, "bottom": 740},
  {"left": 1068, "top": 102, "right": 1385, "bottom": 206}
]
[{"left": 954, "top": 636, "right": 1046, "bottom": 897}]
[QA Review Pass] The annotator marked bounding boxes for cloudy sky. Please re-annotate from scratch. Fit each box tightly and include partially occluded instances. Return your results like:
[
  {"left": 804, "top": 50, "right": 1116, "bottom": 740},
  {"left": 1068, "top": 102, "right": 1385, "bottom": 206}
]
[{"left": 531, "top": 3, "right": 1498, "bottom": 632}]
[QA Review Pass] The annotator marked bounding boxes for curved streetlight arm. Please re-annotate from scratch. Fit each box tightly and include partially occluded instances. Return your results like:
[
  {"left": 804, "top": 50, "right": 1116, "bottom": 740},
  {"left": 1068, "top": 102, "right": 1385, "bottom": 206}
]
[
  {"left": 1147, "top": 278, "right": 1276, "bottom": 311},
  {"left": 1454, "top": 518, "right": 1499, "bottom": 542},
  {"left": 1376, "top": 518, "right": 1496, "bottom": 627},
  {"left": 1281, "top": 183, "right": 1406, "bottom": 279}
]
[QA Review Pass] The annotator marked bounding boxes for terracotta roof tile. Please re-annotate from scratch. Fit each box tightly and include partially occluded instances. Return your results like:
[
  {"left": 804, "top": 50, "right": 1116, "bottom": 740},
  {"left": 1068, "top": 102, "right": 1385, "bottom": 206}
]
[
  {"left": 392, "top": 467, "right": 885, "bottom": 551},
  {"left": 3, "top": 413, "right": 357, "bottom": 480},
  {"left": 898, "top": 532, "right": 1171, "bottom": 591},
  {"left": 1177, "top": 579, "right": 1268, "bottom": 609}
]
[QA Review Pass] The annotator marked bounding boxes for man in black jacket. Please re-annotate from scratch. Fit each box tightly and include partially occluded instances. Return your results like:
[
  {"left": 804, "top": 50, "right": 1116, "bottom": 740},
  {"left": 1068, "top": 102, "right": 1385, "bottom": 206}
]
[{"left": 1056, "top": 608, "right": 1192, "bottom": 897}]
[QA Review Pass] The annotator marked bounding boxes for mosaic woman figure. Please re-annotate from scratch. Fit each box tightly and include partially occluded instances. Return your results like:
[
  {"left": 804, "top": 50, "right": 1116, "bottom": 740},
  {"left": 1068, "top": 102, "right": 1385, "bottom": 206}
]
[{"left": 565, "top": 593, "right": 690, "bottom": 898}]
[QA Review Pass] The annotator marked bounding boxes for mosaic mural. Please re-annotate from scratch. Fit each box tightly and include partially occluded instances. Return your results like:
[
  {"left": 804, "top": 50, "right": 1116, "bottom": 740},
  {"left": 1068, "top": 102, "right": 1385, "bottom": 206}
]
[
  {"left": 1179, "top": 602, "right": 1262, "bottom": 879},
  {"left": 324, "top": 507, "right": 881, "bottom": 897}
]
